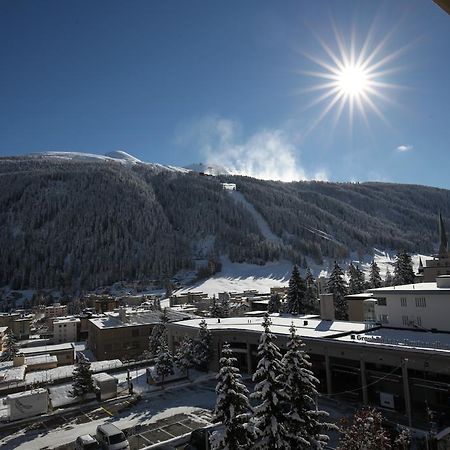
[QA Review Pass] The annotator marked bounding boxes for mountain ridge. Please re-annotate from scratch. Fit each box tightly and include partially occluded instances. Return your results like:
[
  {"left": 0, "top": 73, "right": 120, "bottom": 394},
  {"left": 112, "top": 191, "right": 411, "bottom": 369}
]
[{"left": 1, "top": 153, "right": 449, "bottom": 293}]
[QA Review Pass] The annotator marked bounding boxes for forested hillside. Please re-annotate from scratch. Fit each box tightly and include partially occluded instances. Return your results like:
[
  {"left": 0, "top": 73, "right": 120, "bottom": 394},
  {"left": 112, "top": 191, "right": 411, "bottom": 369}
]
[{"left": 1, "top": 155, "right": 449, "bottom": 292}]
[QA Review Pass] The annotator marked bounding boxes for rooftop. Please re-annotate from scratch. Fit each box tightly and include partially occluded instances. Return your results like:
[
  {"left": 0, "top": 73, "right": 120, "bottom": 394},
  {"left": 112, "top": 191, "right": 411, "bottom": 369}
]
[
  {"left": 337, "top": 327, "right": 450, "bottom": 353},
  {"left": 18, "top": 342, "right": 75, "bottom": 354},
  {"left": 89, "top": 308, "right": 197, "bottom": 329},
  {"left": 169, "top": 315, "right": 374, "bottom": 339},
  {"left": 25, "top": 354, "right": 58, "bottom": 366},
  {"left": 369, "top": 281, "right": 450, "bottom": 294}
]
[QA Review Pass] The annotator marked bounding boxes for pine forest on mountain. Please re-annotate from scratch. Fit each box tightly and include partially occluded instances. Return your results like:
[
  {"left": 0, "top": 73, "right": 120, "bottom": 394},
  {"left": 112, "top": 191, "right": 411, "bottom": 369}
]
[{"left": 1, "top": 155, "right": 450, "bottom": 293}]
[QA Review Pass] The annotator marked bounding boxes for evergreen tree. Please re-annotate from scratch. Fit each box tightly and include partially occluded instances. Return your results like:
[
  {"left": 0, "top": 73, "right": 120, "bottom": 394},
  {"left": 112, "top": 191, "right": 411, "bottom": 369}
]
[
  {"left": 384, "top": 268, "right": 394, "bottom": 287},
  {"left": 219, "top": 296, "right": 230, "bottom": 318},
  {"left": 267, "top": 293, "right": 281, "bottom": 314},
  {"left": 2, "top": 329, "right": 19, "bottom": 361},
  {"left": 251, "top": 315, "right": 289, "bottom": 449},
  {"left": 210, "top": 343, "right": 254, "bottom": 450},
  {"left": 174, "top": 336, "right": 195, "bottom": 377},
  {"left": 194, "top": 319, "right": 212, "bottom": 371},
  {"left": 327, "top": 262, "right": 348, "bottom": 320},
  {"left": 210, "top": 297, "right": 222, "bottom": 318},
  {"left": 393, "top": 251, "right": 415, "bottom": 285},
  {"left": 337, "top": 407, "right": 391, "bottom": 450},
  {"left": 70, "top": 354, "right": 95, "bottom": 398},
  {"left": 148, "top": 308, "right": 170, "bottom": 356},
  {"left": 393, "top": 427, "right": 411, "bottom": 450},
  {"left": 304, "top": 268, "right": 318, "bottom": 314},
  {"left": 155, "top": 339, "right": 174, "bottom": 384},
  {"left": 348, "top": 263, "right": 365, "bottom": 294},
  {"left": 286, "top": 265, "right": 306, "bottom": 315},
  {"left": 369, "top": 260, "right": 382, "bottom": 288},
  {"left": 280, "top": 324, "right": 333, "bottom": 449}
]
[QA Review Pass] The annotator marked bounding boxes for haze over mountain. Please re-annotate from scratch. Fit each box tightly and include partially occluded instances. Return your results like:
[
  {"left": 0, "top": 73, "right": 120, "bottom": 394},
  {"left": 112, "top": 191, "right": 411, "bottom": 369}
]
[{"left": 1, "top": 151, "right": 449, "bottom": 293}]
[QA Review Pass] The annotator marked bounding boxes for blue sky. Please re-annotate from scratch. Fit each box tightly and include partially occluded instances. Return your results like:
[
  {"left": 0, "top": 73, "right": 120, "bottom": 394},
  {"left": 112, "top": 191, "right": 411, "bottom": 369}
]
[{"left": 1, "top": 0, "right": 449, "bottom": 187}]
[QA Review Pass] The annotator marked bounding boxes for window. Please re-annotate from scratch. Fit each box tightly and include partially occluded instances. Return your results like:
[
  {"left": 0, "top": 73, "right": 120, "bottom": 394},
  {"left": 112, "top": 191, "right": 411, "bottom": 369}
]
[
  {"left": 379, "top": 314, "right": 389, "bottom": 324},
  {"left": 415, "top": 297, "right": 426, "bottom": 308},
  {"left": 401, "top": 297, "right": 407, "bottom": 307},
  {"left": 417, "top": 316, "right": 422, "bottom": 327},
  {"left": 402, "top": 315, "right": 409, "bottom": 326},
  {"left": 377, "top": 297, "right": 387, "bottom": 306}
]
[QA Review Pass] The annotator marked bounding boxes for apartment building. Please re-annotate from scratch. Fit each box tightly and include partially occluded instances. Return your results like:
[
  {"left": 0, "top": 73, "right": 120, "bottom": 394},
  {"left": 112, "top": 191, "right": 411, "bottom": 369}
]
[{"left": 53, "top": 317, "right": 80, "bottom": 343}]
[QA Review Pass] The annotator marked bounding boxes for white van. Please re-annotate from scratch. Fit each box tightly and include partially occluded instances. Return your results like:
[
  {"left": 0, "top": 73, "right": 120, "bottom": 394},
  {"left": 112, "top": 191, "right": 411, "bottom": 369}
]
[{"left": 96, "top": 424, "right": 130, "bottom": 450}]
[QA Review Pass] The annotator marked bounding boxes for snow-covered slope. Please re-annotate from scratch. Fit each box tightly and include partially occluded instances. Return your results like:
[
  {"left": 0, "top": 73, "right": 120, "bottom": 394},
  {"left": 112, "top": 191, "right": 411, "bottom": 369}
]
[
  {"left": 27, "top": 150, "right": 190, "bottom": 173},
  {"left": 175, "top": 251, "right": 434, "bottom": 297},
  {"left": 228, "top": 190, "right": 282, "bottom": 244}
]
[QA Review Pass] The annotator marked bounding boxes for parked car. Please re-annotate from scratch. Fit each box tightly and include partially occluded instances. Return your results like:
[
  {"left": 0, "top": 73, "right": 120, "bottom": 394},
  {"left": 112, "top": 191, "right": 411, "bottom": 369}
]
[
  {"left": 74, "top": 434, "right": 100, "bottom": 450},
  {"left": 96, "top": 424, "right": 130, "bottom": 450}
]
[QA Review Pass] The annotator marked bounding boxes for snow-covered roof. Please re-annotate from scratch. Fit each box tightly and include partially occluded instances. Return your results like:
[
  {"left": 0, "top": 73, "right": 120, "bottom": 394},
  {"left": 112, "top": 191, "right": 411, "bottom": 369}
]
[
  {"left": 89, "top": 309, "right": 197, "bottom": 329},
  {"left": 369, "top": 282, "right": 450, "bottom": 294},
  {"left": 54, "top": 317, "right": 80, "bottom": 324},
  {"left": 0, "top": 326, "right": 8, "bottom": 334},
  {"left": 336, "top": 327, "right": 450, "bottom": 353},
  {"left": 7, "top": 388, "right": 47, "bottom": 399},
  {"left": 169, "top": 315, "right": 373, "bottom": 339},
  {"left": 346, "top": 293, "right": 374, "bottom": 299},
  {"left": 25, "top": 354, "right": 58, "bottom": 366},
  {"left": 19, "top": 342, "right": 74, "bottom": 354},
  {"left": 0, "top": 365, "right": 26, "bottom": 384},
  {"left": 92, "top": 372, "right": 116, "bottom": 382}
]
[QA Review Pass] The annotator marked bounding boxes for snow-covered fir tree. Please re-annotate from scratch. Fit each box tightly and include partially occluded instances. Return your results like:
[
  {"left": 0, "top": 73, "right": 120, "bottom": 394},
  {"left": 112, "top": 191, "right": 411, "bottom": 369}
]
[
  {"left": 174, "top": 336, "right": 195, "bottom": 376},
  {"left": 280, "top": 323, "right": 334, "bottom": 449},
  {"left": 194, "top": 319, "right": 212, "bottom": 371},
  {"left": 219, "top": 296, "right": 230, "bottom": 318},
  {"left": 385, "top": 268, "right": 394, "bottom": 286},
  {"left": 337, "top": 407, "right": 391, "bottom": 450},
  {"left": 369, "top": 260, "right": 382, "bottom": 288},
  {"left": 251, "top": 315, "right": 289, "bottom": 449},
  {"left": 327, "top": 262, "right": 348, "bottom": 320},
  {"left": 304, "top": 268, "right": 318, "bottom": 314},
  {"left": 286, "top": 265, "right": 306, "bottom": 315},
  {"left": 155, "top": 339, "right": 174, "bottom": 384},
  {"left": 148, "top": 308, "right": 170, "bottom": 356},
  {"left": 2, "top": 329, "right": 19, "bottom": 361},
  {"left": 210, "top": 343, "right": 254, "bottom": 450},
  {"left": 267, "top": 293, "right": 281, "bottom": 314},
  {"left": 348, "top": 263, "right": 365, "bottom": 294},
  {"left": 210, "top": 297, "right": 222, "bottom": 318},
  {"left": 70, "top": 354, "right": 95, "bottom": 398},
  {"left": 393, "top": 427, "right": 411, "bottom": 450},
  {"left": 393, "top": 251, "right": 415, "bottom": 285}
]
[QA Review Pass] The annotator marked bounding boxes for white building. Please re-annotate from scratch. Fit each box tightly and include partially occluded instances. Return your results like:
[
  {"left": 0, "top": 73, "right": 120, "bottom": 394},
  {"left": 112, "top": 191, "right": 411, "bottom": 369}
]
[
  {"left": 370, "top": 275, "right": 450, "bottom": 331},
  {"left": 53, "top": 317, "right": 80, "bottom": 344}
]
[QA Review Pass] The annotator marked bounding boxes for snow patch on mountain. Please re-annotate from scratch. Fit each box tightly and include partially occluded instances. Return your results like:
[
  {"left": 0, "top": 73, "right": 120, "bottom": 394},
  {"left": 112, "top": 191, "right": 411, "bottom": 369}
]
[
  {"left": 185, "top": 162, "right": 232, "bottom": 176},
  {"left": 104, "top": 150, "right": 142, "bottom": 163}
]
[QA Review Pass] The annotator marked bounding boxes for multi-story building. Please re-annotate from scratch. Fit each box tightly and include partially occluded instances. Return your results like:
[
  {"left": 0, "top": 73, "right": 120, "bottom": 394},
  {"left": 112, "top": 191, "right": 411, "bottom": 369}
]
[
  {"left": 44, "top": 303, "right": 68, "bottom": 319},
  {"left": 370, "top": 275, "right": 450, "bottom": 331},
  {"left": 0, "top": 313, "right": 32, "bottom": 339},
  {"left": 167, "top": 315, "right": 450, "bottom": 428},
  {"left": 53, "top": 317, "right": 80, "bottom": 344},
  {"left": 87, "top": 308, "right": 196, "bottom": 361}
]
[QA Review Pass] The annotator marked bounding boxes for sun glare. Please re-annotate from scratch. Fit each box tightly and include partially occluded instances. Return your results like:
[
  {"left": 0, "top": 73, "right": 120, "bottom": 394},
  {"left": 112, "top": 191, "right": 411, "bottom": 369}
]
[
  {"left": 300, "top": 20, "right": 408, "bottom": 135},
  {"left": 337, "top": 65, "right": 368, "bottom": 96}
]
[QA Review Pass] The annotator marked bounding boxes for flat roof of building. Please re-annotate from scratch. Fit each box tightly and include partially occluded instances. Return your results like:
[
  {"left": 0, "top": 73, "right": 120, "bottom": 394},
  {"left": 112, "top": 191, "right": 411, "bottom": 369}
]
[
  {"left": 369, "top": 282, "right": 450, "bottom": 294},
  {"left": 54, "top": 317, "right": 80, "bottom": 324},
  {"left": 89, "top": 308, "right": 197, "bottom": 329},
  {"left": 169, "top": 315, "right": 374, "bottom": 339},
  {"left": 18, "top": 343, "right": 74, "bottom": 354},
  {"left": 336, "top": 327, "right": 450, "bottom": 353}
]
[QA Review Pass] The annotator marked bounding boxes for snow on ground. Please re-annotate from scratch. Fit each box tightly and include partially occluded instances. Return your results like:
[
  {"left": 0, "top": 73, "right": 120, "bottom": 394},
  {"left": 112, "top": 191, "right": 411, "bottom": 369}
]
[
  {"left": 1, "top": 376, "right": 218, "bottom": 450},
  {"left": 173, "top": 250, "right": 433, "bottom": 298},
  {"left": 175, "top": 257, "right": 293, "bottom": 297}
]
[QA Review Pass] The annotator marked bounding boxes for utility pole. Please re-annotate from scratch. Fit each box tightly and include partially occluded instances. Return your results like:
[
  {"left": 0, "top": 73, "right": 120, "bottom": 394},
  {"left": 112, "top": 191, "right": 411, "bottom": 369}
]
[{"left": 402, "top": 358, "right": 412, "bottom": 427}]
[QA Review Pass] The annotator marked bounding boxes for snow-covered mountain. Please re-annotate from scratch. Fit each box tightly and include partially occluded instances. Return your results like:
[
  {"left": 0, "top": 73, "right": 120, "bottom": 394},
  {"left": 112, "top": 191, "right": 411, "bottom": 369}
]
[
  {"left": 0, "top": 153, "right": 449, "bottom": 293},
  {"left": 27, "top": 150, "right": 189, "bottom": 173}
]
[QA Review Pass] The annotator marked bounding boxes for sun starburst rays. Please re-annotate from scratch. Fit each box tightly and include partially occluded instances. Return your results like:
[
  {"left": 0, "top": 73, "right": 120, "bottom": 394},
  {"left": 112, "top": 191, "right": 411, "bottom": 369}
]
[{"left": 300, "top": 22, "right": 405, "bottom": 136}]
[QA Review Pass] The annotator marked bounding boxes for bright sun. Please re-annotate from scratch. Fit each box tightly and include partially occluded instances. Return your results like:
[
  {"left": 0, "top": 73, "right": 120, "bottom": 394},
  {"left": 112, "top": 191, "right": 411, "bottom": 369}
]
[
  {"left": 300, "top": 20, "right": 406, "bottom": 134},
  {"left": 337, "top": 65, "right": 368, "bottom": 96}
]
